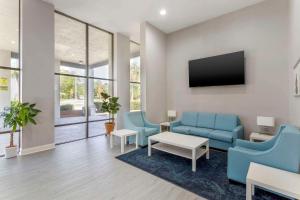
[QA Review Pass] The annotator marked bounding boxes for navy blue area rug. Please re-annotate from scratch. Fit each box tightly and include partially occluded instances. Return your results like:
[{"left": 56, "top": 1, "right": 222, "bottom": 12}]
[{"left": 116, "top": 148, "right": 288, "bottom": 200}]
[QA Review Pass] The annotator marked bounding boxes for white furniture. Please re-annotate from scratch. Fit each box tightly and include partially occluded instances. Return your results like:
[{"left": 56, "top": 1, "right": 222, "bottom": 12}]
[
  {"left": 249, "top": 132, "right": 274, "bottom": 142},
  {"left": 148, "top": 132, "right": 209, "bottom": 172},
  {"left": 110, "top": 129, "right": 138, "bottom": 154},
  {"left": 167, "top": 110, "right": 177, "bottom": 121},
  {"left": 160, "top": 122, "right": 170, "bottom": 132},
  {"left": 257, "top": 116, "right": 275, "bottom": 134},
  {"left": 246, "top": 162, "right": 300, "bottom": 200}
]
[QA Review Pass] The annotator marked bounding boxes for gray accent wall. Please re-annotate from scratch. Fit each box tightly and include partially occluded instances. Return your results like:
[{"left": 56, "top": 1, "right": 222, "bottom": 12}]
[
  {"left": 21, "top": 0, "right": 55, "bottom": 149},
  {"left": 140, "top": 22, "right": 167, "bottom": 123},
  {"left": 114, "top": 33, "right": 130, "bottom": 129},
  {"left": 165, "top": 0, "right": 290, "bottom": 137}
]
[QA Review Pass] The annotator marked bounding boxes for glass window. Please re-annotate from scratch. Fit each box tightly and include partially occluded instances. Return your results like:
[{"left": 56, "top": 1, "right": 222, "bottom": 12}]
[
  {"left": 54, "top": 12, "right": 114, "bottom": 144},
  {"left": 130, "top": 42, "right": 141, "bottom": 111},
  {"left": 55, "top": 123, "right": 86, "bottom": 144},
  {"left": 0, "top": 0, "right": 20, "bottom": 155},
  {"left": 88, "top": 26, "right": 113, "bottom": 79},
  {"left": 55, "top": 13, "right": 86, "bottom": 76},
  {"left": 55, "top": 75, "right": 86, "bottom": 125},
  {"left": 88, "top": 79, "right": 112, "bottom": 121},
  {"left": 0, "top": 0, "right": 19, "bottom": 69}
]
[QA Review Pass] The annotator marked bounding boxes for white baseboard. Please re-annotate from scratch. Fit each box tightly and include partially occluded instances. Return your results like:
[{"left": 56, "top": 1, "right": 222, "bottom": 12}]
[{"left": 19, "top": 143, "right": 55, "bottom": 156}]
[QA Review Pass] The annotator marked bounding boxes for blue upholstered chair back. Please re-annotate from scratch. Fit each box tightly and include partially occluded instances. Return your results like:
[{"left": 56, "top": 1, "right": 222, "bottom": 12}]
[
  {"left": 266, "top": 125, "right": 300, "bottom": 173},
  {"left": 126, "top": 111, "right": 145, "bottom": 127}
]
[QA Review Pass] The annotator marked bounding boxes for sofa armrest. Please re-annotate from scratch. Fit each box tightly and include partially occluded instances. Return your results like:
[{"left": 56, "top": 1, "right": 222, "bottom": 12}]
[
  {"left": 170, "top": 120, "right": 181, "bottom": 130},
  {"left": 233, "top": 125, "right": 244, "bottom": 139}
]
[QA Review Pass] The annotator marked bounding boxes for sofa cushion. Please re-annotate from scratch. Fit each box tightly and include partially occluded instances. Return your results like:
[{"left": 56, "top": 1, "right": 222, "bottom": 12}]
[
  {"left": 197, "top": 112, "right": 216, "bottom": 129},
  {"left": 190, "top": 127, "right": 213, "bottom": 137},
  {"left": 215, "top": 114, "right": 238, "bottom": 131},
  {"left": 128, "top": 112, "right": 144, "bottom": 127},
  {"left": 209, "top": 130, "right": 234, "bottom": 143},
  {"left": 181, "top": 112, "right": 198, "bottom": 127},
  {"left": 173, "top": 126, "right": 191, "bottom": 134},
  {"left": 143, "top": 127, "right": 159, "bottom": 136}
]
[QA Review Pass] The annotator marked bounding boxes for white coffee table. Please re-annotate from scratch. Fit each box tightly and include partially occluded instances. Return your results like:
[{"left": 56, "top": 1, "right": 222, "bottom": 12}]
[
  {"left": 246, "top": 162, "right": 300, "bottom": 200},
  {"left": 110, "top": 129, "right": 138, "bottom": 154},
  {"left": 148, "top": 132, "right": 209, "bottom": 172}
]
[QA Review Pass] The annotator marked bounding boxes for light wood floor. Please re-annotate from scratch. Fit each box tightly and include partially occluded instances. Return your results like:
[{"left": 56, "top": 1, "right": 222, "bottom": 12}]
[{"left": 0, "top": 136, "right": 205, "bottom": 200}]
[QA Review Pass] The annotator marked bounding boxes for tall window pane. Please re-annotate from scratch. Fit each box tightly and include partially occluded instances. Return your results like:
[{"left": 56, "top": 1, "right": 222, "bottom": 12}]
[
  {"left": 88, "top": 79, "right": 112, "bottom": 121},
  {"left": 130, "top": 42, "right": 141, "bottom": 111},
  {"left": 0, "top": 0, "right": 19, "bottom": 68},
  {"left": 88, "top": 26, "right": 113, "bottom": 79},
  {"left": 55, "top": 13, "right": 86, "bottom": 76},
  {"left": 0, "top": 0, "right": 20, "bottom": 155}
]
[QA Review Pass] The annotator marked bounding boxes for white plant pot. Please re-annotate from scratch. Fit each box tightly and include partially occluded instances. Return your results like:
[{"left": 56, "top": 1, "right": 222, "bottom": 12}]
[{"left": 5, "top": 146, "right": 17, "bottom": 159}]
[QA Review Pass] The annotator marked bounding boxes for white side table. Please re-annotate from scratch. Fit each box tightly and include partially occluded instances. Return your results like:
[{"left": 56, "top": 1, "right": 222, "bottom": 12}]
[
  {"left": 110, "top": 129, "right": 138, "bottom": 154},
  {"left": 249, "top": 132, "right": 273, "bottom": 142},
  {"left": 246, "top": 162, "right": 300, "bottom": 200},
  {"left": 160, "top": 122, "right": 170, "bottom": 132}
]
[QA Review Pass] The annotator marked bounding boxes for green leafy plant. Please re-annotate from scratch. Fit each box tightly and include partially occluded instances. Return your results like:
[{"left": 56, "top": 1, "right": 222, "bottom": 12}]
[
  {"left": 0, "top": 101, "right": 41, "bottom": 147},
  {"left": 100, "top": 92, "right": 121, "bottom": 123}
]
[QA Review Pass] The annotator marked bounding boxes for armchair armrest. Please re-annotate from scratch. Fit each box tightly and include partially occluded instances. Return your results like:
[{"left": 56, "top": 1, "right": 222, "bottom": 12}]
[
  {"left": 144, "top": 119, "right": 160, "bottom": 129},
  {"left": 233, "top": 125, "right": 244, "bottom": 139},
  {"left": 235, "top": 138, "right": 275, "bottom": 151}
]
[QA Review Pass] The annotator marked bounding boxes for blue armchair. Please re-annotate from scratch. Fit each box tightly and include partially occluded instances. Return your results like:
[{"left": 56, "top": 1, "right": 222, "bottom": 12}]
[
  {"left": 227, "top": 124, "right": 300, "bottom": 184},
  {"left": 124, "top": 111, "right": 160, "bottom": 146}
]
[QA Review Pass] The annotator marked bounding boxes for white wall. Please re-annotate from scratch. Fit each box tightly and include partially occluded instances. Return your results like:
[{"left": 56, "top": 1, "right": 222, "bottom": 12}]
[
  {"left": 114, "top": 33, "right": 130, "bottom": 129},
  {"left": 140, "top": 22, "right": 167, "bottom": 123},
  {"left": 166, "top": 0, "right": 290, "bottom": 137},
  {"left": 21, "top": 0, "right": 55, "bottom": 151},
  {"left": 288, "top": 0, "right": 300, "bottom": 127}
]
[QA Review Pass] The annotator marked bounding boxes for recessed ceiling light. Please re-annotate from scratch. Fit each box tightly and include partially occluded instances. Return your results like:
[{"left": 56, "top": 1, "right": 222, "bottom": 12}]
[
  {"left": 160, "top": 9, "right": 167, "bottom": 16},
  {"left": 11, "top": 41, "right": 16, "bottom": 44}
]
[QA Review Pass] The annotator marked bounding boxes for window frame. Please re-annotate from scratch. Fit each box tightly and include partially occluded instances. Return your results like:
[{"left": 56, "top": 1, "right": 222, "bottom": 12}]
[{"left": 54, "top": 11, "right": 114, "bottom": 144}]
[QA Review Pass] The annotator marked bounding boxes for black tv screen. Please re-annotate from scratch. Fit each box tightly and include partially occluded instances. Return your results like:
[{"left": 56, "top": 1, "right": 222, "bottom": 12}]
[{"left": 189, "top": 51, "right": 245, "bottom": 87}]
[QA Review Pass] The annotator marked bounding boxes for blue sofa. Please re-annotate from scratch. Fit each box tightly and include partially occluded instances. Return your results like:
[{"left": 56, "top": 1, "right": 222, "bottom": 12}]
[
  {"left": 170, "top": 112, "right": 244, "bottom": 150},
  {"left": 227, "top": 124, "right": 300, "bottom": 184},
  {"left": 124, "top": 111, "right": 160, "bottom": 146}
]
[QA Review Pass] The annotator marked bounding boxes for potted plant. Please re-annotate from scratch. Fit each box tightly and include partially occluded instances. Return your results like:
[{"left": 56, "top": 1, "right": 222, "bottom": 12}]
[
  {"left": 0, "top": 101, "right": 41, "bottom": 158},
  {"left": 100, "top": 92, "right": 121, "bottom": 135}
]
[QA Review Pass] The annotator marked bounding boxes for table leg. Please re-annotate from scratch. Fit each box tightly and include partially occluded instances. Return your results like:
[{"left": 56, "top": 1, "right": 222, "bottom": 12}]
[
  {"left": 121, "top": 136, "right": 125, "bottom": 154},
  {"left": 135, "top": 133, "right": 138, "bottom": 149},
  {"left": 206, "top": 141, "right": 210, "bottom": 159},
  {"left": 110, "top": 134, "right": 113, "bottom": 148},
  {"left": 251, "top": 184, "right": 255, "bottom": 196},
  {"left": 192, "top": 148, "right": 196, "bottom": 172},
  {"left": 148, "top": 138, "right": 151, "bottom": 156},
  {"left": 246, "top": 181, "right": 252, "bottom": 200}
]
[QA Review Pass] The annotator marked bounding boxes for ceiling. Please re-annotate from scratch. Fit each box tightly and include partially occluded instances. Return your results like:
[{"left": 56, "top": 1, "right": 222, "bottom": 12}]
[{"left": 44, "top": 0, "right": 266, "bottom": 42}]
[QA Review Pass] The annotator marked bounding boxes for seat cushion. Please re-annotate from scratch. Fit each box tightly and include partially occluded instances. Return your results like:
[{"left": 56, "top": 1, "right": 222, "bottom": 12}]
[
  {"left": 197, "top": 112, "right": 216, "bottom": 129},
  {"left": 144, "top": 127, "right": 159, "bottom": 136},
  {"left": 190, "top": 127, "right": 213, "bottom": 137},
  {"left": 172, "top": 126, "right": 191, "bottom": 134},
  {"left": 128, "top": 112, "right": 145, "bottom": 127},
  {"left": 215, "top": 114, "right": 238, "bottom": 132},
  {"left": 209, "top": 130, "right": 234, "bottom": 143},
  {"left": 181, "top": 112, "right": 198, "bottom": 127}
]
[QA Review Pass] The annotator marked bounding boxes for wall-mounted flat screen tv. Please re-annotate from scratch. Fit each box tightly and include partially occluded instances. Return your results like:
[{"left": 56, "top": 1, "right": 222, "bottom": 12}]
[{"left": 189, "top": 51, "right": 245, "bottom": 87}]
